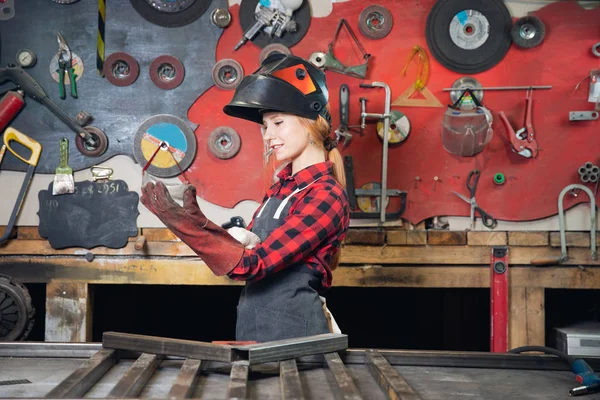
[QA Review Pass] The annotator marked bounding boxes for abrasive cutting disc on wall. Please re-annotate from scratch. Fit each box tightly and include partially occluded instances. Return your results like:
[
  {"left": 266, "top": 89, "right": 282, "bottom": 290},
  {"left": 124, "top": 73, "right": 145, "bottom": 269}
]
[
  {"left": 129, "top": 0, "right": 212, "bottom": 27},
  {"left": 133, "top": 115, "right": 197, "bottom": 178},
  {"left": 425, "top": 0, "right": 512, "bottom": 74}
]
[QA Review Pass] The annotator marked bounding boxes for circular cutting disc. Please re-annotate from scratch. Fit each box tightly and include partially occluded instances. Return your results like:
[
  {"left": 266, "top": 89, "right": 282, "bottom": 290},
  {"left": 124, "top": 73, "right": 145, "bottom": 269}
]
[
  {"left": 426, "top": 0, "right": 512, "bottom": 74},
  {"left": 133, "top": 114, "right": 197, "bottom": 178},
  {"left": 49, "top": 52, "right": 84, "bottom": 84},
  {"left": 259, "top": 43, "right": 291, "bottom": 64},
  {"left": 212, "top": 59, "right": 244, "bottom": 90},
  {"left": 449, "top": 76, "right": 484, "bottom": 108},
  {"left": 239, "top": 0, "right": 311, "bottom": 49},
  {"left": 149, "top": 55, "right": 185, "bottom": 90},
  {"left": 358, "top": 5, "right": 394, "bottom": 40},
  {"left": 357, "top": 182, "right": 390, "bottom": 213},
  {"left": 104, "top": 52, "right": 140, "bottom": 87},
  {"left": 376, "top": 110, "right": 410, "bottom": 144},
  {"left": 129, "top": 0, "right": 211, "bottom": 27},
  {"left": 207, "top": 126, "right": 241, "bottom": 159}
]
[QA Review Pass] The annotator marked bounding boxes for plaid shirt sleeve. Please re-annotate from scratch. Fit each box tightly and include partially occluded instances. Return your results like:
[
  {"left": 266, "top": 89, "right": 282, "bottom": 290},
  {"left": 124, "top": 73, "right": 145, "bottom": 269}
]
[{"left": 227, "top": 184, "right": 347, "bottom": 281}]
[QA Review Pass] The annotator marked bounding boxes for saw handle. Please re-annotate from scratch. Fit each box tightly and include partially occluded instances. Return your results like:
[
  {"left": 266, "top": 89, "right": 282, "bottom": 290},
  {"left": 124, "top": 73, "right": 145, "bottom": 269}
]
[{"left": 3, "top": 127, "right": 42, "bottom": 166}]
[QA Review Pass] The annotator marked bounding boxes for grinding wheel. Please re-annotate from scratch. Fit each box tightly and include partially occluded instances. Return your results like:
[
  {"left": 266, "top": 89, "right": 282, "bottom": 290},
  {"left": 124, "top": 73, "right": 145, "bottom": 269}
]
[
  {"left": 149, "top": 55, "right": 185, "bottom": 90},
  {"left": 212, "top": 59, "right": 244, "bottom": 90},
  {"left": 133, "top": 114, "right": 197, "bottom": 178},
  {"left": 207, "top": 126, "right": 241, "bottom": 159},
  {"left": 259, "top": 43, "right": 291, "bottom": 64},
  {"left": 129, "top": 0, "right": 212, "bottom": 28},
  {"left": 75, "top": 126, "right": 109, "bottom": 157},
  {"left": 357, "top": 182, "right": 389, "bottom": 213},
  {"left": 511, "top": 16, "right": 545, "bottom": 49},
  {"left": 425, "top": 0, "right": 512, "bottom": 74},
  {"left": 0, "top": 275, "right": 35, "bottom": 342},
  {"left": 104, "top": 52, "right": 140, "bottom": 87},
  {"left": 238, "top": 0, "right": 311, "bottom": 49},
  {"left": 376, "top": 110, "right": 410, "bottom": 144},
  {"left": 358, "top": 5, "right": 393, "bottom": 40}
]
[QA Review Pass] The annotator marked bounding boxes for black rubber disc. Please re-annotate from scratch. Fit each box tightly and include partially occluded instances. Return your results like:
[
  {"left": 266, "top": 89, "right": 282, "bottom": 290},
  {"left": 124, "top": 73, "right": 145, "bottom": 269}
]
[
  {"left": 0, "top": 274, "right": 35, "bottom": 342},
  {"left": 239, "top": 0, "right": 311, "bottom": 49},
  {"left": 207, "top": 126, "right": 241, "bottom": 159},
  {"left": 511, "top": 16, "right": 545, "bottom": 49},
  {"left": 129, "top": 0, "right": 212, "bottom": 28},
  {"left": 358, "top": 5, "right": 394, "bottom": 40},
  {"left": 425, "top": 0, "right": 512, "bottom": 74}
]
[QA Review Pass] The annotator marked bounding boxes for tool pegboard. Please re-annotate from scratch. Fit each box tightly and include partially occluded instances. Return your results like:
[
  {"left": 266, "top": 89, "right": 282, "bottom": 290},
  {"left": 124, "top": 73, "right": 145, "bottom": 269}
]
[
  {"left": 0, "top": 0, "right": 226, "bottom": 173},
  {"left": 186, "top": 0, "right": 600, "bottom": 224}
]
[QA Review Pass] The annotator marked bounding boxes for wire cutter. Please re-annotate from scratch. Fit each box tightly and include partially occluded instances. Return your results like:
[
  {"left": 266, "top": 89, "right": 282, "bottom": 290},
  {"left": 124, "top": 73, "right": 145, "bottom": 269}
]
[
  {"left": 452, "top": 170, "right": 497, "bottom": 230},
  {"left": 57, "top": 32, "right": 78, "bottom": 99},
  {"left": 498, "top": 88, "right": 538, "bottom": 158}
]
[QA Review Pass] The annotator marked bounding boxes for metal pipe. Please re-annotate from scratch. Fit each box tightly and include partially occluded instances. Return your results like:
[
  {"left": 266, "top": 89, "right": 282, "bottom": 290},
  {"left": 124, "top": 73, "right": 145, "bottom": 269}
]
[
  {"left": 442, "top": 85, "right": 552, "bottom": 91},
  {"left": 558, "top": 184, "right": 597, "bottom": 261}
]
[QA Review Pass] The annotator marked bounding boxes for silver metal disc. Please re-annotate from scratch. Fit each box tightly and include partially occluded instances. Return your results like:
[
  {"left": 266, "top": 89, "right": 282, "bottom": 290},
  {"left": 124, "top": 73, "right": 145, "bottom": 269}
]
[
  {"left": 143, "top": 0, "right": 196, "bottom": 13},
  {"left": 449, "top": 10, "right": 490, "bottom": 50},
  {"left": 309, "top": 52, "right": 327, "bottom": 68},
  {"left": 449, "top": 76, "right": 484, "bottom": 109}
]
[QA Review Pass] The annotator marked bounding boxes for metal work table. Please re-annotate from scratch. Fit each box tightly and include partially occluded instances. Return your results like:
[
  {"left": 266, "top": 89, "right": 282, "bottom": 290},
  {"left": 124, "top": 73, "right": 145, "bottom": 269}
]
[{"left": 0, "top": 342, "right": 597, "bottom": 399}]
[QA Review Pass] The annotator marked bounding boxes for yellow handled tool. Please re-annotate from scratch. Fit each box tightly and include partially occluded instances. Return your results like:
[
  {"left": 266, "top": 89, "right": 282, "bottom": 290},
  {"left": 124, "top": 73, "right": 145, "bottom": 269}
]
[
  {"left": 3, "top": 127, "right": 42, "bottom": 166},
  {"left": 0, "top": 127, "right": 42, "bottom": 244}
]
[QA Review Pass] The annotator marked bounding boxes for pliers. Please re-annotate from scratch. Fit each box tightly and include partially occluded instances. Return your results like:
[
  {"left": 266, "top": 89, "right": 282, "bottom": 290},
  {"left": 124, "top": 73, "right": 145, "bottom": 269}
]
[
  {"left": 498, "top": 88, "right": 538, "bottom": 158},
  {"left": 57, "top": 32, "right": 78, "bottom": 99}
]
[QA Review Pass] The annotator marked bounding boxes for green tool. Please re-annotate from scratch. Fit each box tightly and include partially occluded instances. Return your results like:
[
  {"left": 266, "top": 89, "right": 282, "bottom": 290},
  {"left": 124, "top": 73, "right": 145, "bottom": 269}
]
[
  {"left": 52, "top": 137, "right": 75, "bottom": 195},
  {"left": 57, "top": 31, "right": 78, "bottom": 99}
]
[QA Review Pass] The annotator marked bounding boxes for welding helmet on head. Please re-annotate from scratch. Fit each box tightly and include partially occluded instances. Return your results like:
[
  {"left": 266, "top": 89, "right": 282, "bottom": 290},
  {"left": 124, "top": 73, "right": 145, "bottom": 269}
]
[{"left": 223, "top": 54, "right": 331, "bottom": 126}]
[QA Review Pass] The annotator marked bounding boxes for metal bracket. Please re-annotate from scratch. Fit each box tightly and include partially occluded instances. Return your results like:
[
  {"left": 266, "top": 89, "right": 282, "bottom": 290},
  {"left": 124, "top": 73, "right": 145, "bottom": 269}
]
[{"left": 569, "top": 111, "right": 599, "bottom": 121}]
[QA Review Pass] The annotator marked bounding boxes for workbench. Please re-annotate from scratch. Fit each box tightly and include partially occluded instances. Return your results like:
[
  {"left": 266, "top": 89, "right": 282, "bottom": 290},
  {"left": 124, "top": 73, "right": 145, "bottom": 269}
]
[
  {"left": 1, "top": 227, "right": 599, "bottom": 348},
  {"left": 1, "top": 341, "right": 598, "bottom": 399}
]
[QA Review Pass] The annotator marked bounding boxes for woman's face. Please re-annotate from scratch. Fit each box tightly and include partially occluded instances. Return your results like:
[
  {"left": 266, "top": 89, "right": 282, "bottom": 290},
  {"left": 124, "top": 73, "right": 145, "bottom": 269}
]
[{"left": 262, "top": 112, "right": 310, "bottom": 161}]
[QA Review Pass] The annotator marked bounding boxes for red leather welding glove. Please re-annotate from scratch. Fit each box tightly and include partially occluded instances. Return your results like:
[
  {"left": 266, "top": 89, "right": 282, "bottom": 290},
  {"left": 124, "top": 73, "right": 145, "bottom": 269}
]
[{"left": 141, "top": 181, "right": 244, "bottom": 276}]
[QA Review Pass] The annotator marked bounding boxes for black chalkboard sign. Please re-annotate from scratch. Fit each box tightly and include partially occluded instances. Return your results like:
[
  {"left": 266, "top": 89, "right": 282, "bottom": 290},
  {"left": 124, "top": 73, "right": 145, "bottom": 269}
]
[{"left": 38, "top": 180, "right": 139, "bottom": 249}]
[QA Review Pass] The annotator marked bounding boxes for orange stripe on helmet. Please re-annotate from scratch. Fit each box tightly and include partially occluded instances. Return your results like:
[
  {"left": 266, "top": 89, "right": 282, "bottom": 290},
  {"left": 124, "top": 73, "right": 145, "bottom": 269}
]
[{"left": 271, "top": 64, "right": 317, "bottom": 95}]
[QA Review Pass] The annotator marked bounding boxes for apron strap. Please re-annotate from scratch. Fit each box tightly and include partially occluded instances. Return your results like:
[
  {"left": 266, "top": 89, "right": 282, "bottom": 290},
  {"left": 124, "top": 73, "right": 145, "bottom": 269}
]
[{"left": 273, "top": 177, "right": 322, "bottom": 220}]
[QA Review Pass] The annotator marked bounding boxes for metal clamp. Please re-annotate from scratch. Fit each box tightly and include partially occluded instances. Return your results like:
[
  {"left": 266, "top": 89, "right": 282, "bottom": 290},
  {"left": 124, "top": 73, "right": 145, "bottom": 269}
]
[
  {"left": 558, "top": 184, "right": 597, "bottom": 262},
  {"left": 91, "top": 165, "right": 113, "bottom": 182}
]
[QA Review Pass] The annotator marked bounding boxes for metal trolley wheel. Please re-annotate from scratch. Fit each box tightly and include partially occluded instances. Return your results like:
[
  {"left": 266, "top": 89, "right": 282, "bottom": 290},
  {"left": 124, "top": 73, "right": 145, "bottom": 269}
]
[
  {"left": 358, "top": 5, "right": 394, "bottom": 40},
  {"left": 212, "top": 59, "right": 244, "bottom": 90},
  {"left": 75, "top": 126, "right": 109, "bottom": 157},
  {"left": 0, "top": 274, "right": 35, "bottom": 342},
  {"left": 207, "top": 126, "right": 241, "bottom": 159}
]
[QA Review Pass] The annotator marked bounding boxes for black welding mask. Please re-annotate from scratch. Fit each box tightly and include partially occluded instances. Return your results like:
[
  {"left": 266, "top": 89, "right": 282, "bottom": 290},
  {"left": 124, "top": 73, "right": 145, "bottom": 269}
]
[{"left": 223, "top": 54, "right": 331, "bottom": 126}]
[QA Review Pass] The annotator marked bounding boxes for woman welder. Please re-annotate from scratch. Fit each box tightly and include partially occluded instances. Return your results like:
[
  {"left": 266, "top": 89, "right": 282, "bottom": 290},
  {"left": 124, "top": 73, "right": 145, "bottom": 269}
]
[{"left": 141, "top": 54, "right": 350, "bottom": 343}]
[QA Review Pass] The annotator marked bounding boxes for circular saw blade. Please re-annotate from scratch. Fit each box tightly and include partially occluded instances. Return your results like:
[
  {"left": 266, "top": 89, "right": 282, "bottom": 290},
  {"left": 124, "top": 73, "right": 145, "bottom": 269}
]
[{"left": 133, "top": 115, "right": 197, "bottom": 178}]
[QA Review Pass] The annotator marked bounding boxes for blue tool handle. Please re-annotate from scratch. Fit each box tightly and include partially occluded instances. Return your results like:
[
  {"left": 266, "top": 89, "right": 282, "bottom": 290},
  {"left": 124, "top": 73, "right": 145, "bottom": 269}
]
[{"left": 572, "top": 360, "right": 600, "bottom": 386}]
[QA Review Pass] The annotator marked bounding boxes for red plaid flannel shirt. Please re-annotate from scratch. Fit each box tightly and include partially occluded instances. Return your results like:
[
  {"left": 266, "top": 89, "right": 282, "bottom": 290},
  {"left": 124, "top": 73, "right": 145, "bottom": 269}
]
[{"left": 227, "top": 161, "right": 350, "bottom": 291}]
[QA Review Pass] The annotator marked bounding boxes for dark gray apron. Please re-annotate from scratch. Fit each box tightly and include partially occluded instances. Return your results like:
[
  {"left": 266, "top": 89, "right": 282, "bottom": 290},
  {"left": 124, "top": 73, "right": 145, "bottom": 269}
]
[{"left": 236, "top": 179, "right": 331, "bottom": 342}]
